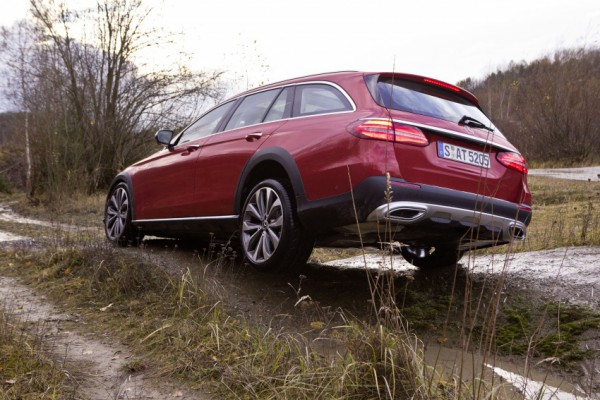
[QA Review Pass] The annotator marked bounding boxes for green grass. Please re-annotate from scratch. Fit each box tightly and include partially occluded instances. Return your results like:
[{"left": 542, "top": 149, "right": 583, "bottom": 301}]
[
  {"left": 523, "top": 176, "right": 600, "bottom": 250},
  {"left": 496, "top": 300, "right": 600, "bottom": 365}
]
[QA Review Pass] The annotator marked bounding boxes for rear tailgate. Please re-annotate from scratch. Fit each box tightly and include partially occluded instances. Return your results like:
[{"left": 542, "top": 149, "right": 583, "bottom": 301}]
[
  {"left": 365, "top": 73, "right": 529, "bottom": 204},
  {"left": 391, "top": 113, "right": 525, "bottom": 203}
]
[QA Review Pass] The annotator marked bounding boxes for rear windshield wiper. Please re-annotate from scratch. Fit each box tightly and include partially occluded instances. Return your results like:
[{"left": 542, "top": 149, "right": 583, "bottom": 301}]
[{"left": 458, "top": 115, "right": 495, "bottom": 133}]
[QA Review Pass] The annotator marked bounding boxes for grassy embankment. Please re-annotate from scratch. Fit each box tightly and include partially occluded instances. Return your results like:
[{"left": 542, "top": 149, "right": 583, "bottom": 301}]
[
  {"left": 0, "top": 175, "right": 599, "bottom": 398},
  {"left": 0, "top": 244, "right": 435, "bottom": 399}
]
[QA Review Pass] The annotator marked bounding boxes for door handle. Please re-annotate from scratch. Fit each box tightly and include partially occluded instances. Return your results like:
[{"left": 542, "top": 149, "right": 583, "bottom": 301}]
[
  {"left": 245, "top": 132, "right": 263, "bottom": 141},
  {"left": 186, "top": 144, "right": 200, "bottom": 152}
]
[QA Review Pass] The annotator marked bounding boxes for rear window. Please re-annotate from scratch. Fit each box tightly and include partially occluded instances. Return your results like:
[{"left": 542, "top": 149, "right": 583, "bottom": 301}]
[{"left": 367, "top": 75, "right": 500, "bottom": 135}]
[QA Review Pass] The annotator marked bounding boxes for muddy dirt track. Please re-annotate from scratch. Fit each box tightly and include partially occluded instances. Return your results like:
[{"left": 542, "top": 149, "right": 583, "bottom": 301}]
[
  {"left": 3, "top": 234, "right": 599, "bottom": 399},
  {"left": 1, "top": 166, "right": 600, "bottom": 399},
  {"left": 139, "top": 239, "right": 600, "bottom": 397}
]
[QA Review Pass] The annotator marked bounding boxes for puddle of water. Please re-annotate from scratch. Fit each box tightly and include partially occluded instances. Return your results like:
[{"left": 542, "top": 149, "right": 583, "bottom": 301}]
[
  {"left": 425, "top": 343, "right": 590, "bottom": 399},
  {"left": 324, "top": 252, "right": 415, "bottom": 272},
  {"left": 486, "top": 364, "right": 587, "bottom": 400},
  {"left": 0, "top": 203, "right": 98, "bottom": 232},
  {"left": 0, "top": 230, "right": 29, "bottom": 242},
  {"left": 326, "top": 250, "right": 600, "bottom": 398},
  {"left": 529, "top": 166, "right": 600, "bottom": 181},
  {"left": 0, "top": 203, "right": 55, "bottom": 227},
  {"left": 325, "top": 248, "right": 600, "bottom": 301}
]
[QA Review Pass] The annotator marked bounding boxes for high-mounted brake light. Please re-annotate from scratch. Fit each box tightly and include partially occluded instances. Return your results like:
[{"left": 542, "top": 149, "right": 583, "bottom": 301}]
[
  {"left": 497, "top": 152, "right": 528, "bottom": 175},
  {"left": 349, "top": 119, "right": 429, "bottom": 146},
  {"left": 423, "top": 78, "right": 461, "bottom": 93}
]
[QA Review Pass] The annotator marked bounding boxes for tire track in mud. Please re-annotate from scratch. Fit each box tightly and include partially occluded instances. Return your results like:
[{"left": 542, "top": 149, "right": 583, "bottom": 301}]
[
  {"left": 2, "top": 167, "right": 600, "bottom": 400},
  {"left": 0, "top": 275, "right": 209, "bottom": 400},
  {"left": 0, "top": 203, "right": 209, "bottom": 399}
]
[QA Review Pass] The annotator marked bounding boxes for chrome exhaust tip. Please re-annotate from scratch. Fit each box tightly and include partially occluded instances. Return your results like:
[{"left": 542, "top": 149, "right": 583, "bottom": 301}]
[{"left": 509, "top": 224, "right": 526, "bottom": 241}]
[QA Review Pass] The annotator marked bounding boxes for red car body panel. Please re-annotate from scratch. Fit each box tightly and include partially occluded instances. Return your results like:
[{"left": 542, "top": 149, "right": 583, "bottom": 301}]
[
  {"left": 108, "top": 71, "right": 532, "bottom": 253},
  {"left": 130, "top": 136, "right": 208, "bottom": 220},
  {"left": 195, "top": 119, "right": 287, "bottom": 216}
]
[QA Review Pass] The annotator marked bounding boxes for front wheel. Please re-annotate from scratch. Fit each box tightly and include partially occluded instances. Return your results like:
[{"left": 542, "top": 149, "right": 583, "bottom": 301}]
[
  {"left": 400, "top": 245, "right": 464, "bottom": 268},
  {"left": 240, "top": 179, "right": 313, "bottom": 271},
  {"left": 104, "top": 182, "right": 140, "bottom": 246}
]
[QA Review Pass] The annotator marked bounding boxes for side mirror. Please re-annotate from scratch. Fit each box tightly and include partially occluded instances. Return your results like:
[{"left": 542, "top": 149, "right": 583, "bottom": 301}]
[{"left": 155, "top": 129, "right": 174, "bottom": 146}]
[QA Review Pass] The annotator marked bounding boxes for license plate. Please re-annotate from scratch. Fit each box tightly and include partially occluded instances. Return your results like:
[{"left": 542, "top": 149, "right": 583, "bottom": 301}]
[{"left": 437, "top": 142, "right": 490, "bottom": 169}]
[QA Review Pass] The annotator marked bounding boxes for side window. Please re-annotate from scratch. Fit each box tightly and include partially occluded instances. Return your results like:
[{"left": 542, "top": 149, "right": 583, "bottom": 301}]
[
  {"left": 225, "top": 89, "right": 281, "bottom": 130},
  {"left": 264, "top": 87, "right": 294, "bottom": 122},
  {"left": 178, "top": 101, "right": 235, "bottom": 144},
  {"left": 294, "top": 84, "right": 353, "bottom": 117}
]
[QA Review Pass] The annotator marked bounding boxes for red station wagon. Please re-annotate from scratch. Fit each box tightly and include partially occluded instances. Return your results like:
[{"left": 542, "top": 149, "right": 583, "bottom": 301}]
[{"left": 104, "top": 71, "right": 532, "bottom": 270}]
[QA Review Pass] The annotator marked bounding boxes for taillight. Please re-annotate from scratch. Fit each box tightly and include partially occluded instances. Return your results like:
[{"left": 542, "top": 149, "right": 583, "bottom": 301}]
[
  {"left": 350, "top": 119, "right": 394, "bottom": 141},
  {"left": 349, "top": 119, "right": 429, "bottom": 146},
  {"left": 497, "top": 152, "right": 528, "bottom": 175}
]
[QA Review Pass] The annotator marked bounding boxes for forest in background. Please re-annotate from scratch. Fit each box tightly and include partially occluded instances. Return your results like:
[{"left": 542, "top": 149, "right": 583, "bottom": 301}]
[
  {"left": 458, "top": 47, "right": 600, "bottom": 166},
  {"left": 0, "top": 1, "right": 598, "bottom": 200}
]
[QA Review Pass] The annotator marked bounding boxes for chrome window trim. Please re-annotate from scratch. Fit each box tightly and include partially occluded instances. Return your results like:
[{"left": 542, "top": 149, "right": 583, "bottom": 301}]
[
  {"left": 133, "top": 215, "right": 238, "bottom": 224},
  {"left": 231, "top": 81, "right": 357, "bottom": 113},
  {"left": 224, "top": 87, "right": 283, "bottom": 131},
  {"left": 172, "top": 81, "right": 357, "bottom": 147},
  {"left": 365, "top": 118, "right": 514, "bottom": 153},
  {"left": 204, "top": 108, "right": 356, "bottom": 138}
]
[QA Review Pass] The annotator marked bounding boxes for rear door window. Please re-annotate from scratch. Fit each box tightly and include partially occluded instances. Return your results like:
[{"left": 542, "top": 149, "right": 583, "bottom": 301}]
[
  {"left": 293, "top": 84, "right": 353, "bottom": 117},
  {"left": 225, "top": 89, "right": 281, "bottom": 130},
  {"left": 264, "top": 87, "right": 294, "bottom": 122}
]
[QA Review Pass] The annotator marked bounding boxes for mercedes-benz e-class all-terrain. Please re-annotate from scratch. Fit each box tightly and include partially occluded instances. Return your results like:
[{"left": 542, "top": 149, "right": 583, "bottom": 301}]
[{"left": 104, "top": 71, "right": 532, "bottom": 270}]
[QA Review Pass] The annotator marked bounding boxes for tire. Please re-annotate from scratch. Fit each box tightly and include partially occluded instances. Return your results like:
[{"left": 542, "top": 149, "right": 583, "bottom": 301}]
[
  {"left": 104, "top": 182, "right": 140, "bottom": 246},
  {"left": 399, "top": 244, "right": 464, "bottom": 269},
  {"left": 240, "top": 179, "right": 314, "bottom": 271}
]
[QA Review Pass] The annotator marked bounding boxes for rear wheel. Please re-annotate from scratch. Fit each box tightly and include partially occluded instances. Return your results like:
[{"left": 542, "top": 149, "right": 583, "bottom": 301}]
[
  {"left": 104, "top": 182, "right": 140, "bottom": 246},
  {"left": 240, "top": 179, "right": 313, "bottom": 271},
  {"left": 400, "top": 244, "right": 464, "bottom": 268}
]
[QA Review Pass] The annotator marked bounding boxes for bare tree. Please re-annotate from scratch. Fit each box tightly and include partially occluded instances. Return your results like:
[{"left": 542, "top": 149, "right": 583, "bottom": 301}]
[
  {"left": 1, "top": 0, "right": 223, "bottom": 197},
  {"left": 0, "top": 21, "right": 35, "bottom": 195}
]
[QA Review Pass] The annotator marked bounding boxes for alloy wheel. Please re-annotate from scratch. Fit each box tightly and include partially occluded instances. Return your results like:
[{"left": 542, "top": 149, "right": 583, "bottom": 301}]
[
  {"left": 105, "top": 186, "right": 129, "bottom": 241},
  {"left": 242, "top": 186, "right": 284, "bottom": 264}
]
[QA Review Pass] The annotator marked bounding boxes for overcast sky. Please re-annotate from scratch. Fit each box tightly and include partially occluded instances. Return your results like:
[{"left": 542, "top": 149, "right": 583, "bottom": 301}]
[{"left": 1, "top": 0, "right": 599, "bottom": 98}]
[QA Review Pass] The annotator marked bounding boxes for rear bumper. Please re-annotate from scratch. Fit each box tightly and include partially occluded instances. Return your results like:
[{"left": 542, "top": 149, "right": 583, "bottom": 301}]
[
  {"left": 367, "top": 200, "right": 528, "bottom": 245},
  {"left": 298, "top": 176, "right": 532, "bottom": 249}
]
